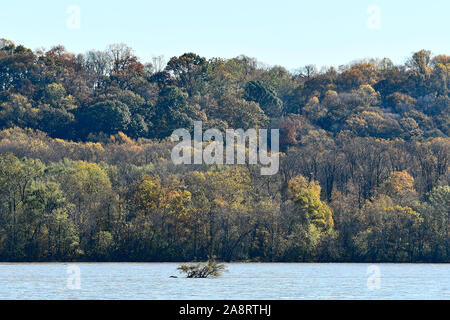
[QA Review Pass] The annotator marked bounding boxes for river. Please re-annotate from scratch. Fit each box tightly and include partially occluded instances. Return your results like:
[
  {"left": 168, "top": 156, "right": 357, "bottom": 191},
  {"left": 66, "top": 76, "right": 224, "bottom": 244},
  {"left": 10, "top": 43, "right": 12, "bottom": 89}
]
[{"left": 0, "top": 263, "right": 448, "bottom": 300}]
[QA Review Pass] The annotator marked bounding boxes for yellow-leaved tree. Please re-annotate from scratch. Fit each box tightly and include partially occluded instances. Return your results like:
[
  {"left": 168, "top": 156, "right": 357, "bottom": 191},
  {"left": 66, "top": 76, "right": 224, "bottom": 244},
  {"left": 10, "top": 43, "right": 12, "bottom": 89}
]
[{"left": 287, "top": 175, "right": 334, "bottom": 231}]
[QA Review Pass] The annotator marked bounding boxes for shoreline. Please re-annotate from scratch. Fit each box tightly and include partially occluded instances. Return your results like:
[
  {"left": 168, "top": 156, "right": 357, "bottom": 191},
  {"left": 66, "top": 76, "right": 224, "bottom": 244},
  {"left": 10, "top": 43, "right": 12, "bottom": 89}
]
[{"left": 0, "top": 261, "right": 448, "bottom": 264}]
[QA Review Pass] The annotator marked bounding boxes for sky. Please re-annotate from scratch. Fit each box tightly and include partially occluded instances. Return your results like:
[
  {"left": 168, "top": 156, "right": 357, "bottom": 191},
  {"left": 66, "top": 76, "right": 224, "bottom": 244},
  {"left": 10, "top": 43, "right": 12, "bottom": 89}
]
[{"left": 1, "top": 0, "right": 448, "bottom": 70}]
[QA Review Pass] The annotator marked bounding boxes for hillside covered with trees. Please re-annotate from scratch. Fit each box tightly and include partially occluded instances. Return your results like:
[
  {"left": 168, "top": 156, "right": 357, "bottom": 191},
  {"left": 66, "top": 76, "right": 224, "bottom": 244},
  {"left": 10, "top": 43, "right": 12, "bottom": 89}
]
[{"left": 0, "top": 39, "right": 448, "bottom": 262}]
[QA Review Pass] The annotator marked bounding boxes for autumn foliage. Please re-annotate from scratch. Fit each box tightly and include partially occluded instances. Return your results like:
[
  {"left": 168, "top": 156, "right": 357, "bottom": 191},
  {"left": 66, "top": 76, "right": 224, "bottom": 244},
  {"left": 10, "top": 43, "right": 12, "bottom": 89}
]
[{"left": 0, "top": 40, "right": 448, "bottom": 262}]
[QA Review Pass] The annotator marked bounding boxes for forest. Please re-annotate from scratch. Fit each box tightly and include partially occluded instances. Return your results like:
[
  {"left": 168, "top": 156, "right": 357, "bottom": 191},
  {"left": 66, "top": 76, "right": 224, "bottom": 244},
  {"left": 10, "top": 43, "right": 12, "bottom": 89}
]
[{"left": 0, "top": 38, "right": 448, "bottom": 262}]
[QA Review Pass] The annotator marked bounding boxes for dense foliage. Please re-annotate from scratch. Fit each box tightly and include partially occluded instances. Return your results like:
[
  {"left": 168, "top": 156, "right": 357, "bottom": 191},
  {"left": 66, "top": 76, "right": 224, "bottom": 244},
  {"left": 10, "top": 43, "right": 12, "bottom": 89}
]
[{"left": 0, "top": 39, "right": 448, "bottom": 262}]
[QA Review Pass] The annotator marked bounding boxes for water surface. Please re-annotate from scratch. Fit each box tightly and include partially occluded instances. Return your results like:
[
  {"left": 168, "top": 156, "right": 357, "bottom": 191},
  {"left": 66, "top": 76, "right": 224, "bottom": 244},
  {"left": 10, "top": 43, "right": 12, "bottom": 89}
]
[{"left": 0, "top": 263, "right": 448, "bottom": 300}]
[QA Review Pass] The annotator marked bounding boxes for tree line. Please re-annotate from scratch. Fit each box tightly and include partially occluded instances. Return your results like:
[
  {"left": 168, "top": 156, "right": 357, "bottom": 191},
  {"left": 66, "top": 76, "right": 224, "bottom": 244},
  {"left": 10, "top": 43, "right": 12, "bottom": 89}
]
[{"left": 0, "top": 39, "right": 448, "bottom": 262}]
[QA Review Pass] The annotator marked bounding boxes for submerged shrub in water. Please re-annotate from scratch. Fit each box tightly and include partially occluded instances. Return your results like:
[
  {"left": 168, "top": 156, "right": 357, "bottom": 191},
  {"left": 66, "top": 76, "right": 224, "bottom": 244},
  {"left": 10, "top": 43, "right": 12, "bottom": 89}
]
[{"left": 178, "top": 259, "right": 227, "bottom": 278}]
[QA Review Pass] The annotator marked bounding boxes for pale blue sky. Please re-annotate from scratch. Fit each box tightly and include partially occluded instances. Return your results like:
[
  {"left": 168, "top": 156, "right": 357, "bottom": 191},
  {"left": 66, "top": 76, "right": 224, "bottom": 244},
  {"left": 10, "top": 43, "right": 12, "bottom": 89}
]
[{"left": 1, "top": 0, "right": 448, "bottom": 70}]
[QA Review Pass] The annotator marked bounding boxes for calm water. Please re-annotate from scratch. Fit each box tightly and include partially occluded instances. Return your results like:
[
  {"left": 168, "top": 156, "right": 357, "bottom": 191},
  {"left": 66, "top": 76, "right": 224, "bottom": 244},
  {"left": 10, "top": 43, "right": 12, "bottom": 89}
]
[{"left": 0, "top": 263, "right": 448, "bottom": 300}]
